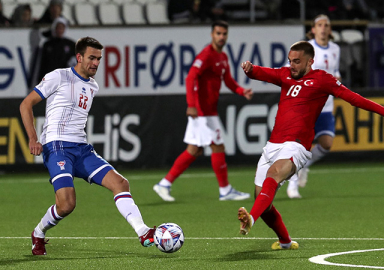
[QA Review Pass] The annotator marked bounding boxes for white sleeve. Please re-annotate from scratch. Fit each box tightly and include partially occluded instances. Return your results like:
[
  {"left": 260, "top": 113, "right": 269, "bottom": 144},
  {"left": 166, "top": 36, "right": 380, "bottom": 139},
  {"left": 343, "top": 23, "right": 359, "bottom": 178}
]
[{"left": 34, "top": 70, "right": 61, "bottom": 99}]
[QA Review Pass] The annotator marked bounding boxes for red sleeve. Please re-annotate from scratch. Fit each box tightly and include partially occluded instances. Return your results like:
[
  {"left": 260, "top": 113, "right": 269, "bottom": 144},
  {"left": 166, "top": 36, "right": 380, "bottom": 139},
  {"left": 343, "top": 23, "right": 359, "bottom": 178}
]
[
  {"left": 246, "top": 65, "right": 283, "bottom": 86},
  {"left": 335, "top": 87, "right": 384, "bottom": 116},
  {"left": 322, "top": 72, "right": 384, "bottom": 116},
  {"left": 185, "top": 51, "right": 210, "bottom": 107},
  {"left": 223, "top": 64, "right": 244, "bottom": 96},
  {"left": 185, "top": 66, "right": 198, "bottom": 107}
]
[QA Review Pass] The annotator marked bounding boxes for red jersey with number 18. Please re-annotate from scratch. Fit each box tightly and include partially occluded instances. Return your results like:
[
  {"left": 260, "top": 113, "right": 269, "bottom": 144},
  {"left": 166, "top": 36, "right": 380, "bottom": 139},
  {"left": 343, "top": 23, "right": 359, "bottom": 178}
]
[{"left": 246, "top": 66, "right": 384, "bottom": 150}]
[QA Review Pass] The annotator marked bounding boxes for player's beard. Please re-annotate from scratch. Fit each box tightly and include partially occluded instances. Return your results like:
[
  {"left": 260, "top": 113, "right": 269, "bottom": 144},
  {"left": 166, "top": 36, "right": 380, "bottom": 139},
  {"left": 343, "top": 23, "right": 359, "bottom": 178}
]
[{"left": 291, "top": 65, "right": 307, "bottom": 80}]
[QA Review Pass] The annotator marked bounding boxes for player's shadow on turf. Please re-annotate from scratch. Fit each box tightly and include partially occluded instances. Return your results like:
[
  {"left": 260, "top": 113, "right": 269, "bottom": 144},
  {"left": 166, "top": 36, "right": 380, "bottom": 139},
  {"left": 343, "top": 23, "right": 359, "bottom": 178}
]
[{"left": 219, "top": 250, "right": 275, "bottom": 261}]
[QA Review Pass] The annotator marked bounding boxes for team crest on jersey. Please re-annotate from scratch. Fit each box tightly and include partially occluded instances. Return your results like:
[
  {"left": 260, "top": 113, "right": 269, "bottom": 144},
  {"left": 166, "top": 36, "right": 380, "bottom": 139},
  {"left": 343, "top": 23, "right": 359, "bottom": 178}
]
[
  {"left": 304, "top": 80, "right": 314, "bottom": 86},
  {"left": 57, "top": 160, "right": 66, "bottom": 170},
  {"left": 193, "top": 59, "right": 203, "bottom": 68},
  {"left": 82, "top": 87, "right": 86, "bottom": 94}
]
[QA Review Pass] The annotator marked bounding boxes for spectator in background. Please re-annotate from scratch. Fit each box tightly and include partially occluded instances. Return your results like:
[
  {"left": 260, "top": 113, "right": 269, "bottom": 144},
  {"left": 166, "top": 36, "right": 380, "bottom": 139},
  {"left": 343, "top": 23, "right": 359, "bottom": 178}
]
[
  {"left": 167, "top": 0, "right": 195, "bottom": 23},
  {"left": 0, "top": 0, "right": 11, "bottom": 26},
  {"left": 11, "top": 4, "right": 34, "bottom": 27},
  {"left": 36, "top": 0, "right": 66, "bottom": 26},
  {"left": 38, "top": 17, "right": 76, "bottom": 81},
  {"left": 195, "top": 0, "right": 226, "bottom": 22},
  {"left": 342, "top": 0, "right": 370, "bottom": 19}
]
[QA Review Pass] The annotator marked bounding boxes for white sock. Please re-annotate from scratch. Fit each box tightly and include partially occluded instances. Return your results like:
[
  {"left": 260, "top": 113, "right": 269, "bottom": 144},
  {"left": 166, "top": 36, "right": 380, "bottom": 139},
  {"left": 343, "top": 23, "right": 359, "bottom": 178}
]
[
  {"left": 114, "top": 192, "right": 149, "bottom": 236},
  {"left": 306, "top": 144, "right": 329, "bottom": 167},
  {"left": 219, "top": 184, "right": 232, "bottom": 196},
  {"left": 159, "top": 178, "right": 172, "bottom": 187},
  {"left": 34, "top": 205, "right": 63, "bottom": 238},
  {"left": 287, "top": 175, "right": 299, "bottom": 191},
  {"left": 280, "top": 242, "right": 293, "bottom": 248}
]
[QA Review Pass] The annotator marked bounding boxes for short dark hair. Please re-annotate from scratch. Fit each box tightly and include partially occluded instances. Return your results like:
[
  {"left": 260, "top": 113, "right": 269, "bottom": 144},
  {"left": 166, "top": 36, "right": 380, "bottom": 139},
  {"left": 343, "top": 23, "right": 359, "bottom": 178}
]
[
  {"left": 211, "top": 20, "right": 228, "bottom": 31},
  {"left": 75, "top": 37, "right": 103, "bottom": 56},
  {"left": 290, "top": 41, "right": 315, "bottom": 59}
]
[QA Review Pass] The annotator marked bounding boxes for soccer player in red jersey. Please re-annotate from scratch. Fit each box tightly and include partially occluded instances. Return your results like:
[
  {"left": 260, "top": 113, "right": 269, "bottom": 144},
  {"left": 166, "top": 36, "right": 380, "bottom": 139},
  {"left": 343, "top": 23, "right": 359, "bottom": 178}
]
[
  {"left": 238, "top": 41, "right": 384, "bottom": 250},
  {"left": 153, "top": 20, "right": 253, "bottom": 202}
]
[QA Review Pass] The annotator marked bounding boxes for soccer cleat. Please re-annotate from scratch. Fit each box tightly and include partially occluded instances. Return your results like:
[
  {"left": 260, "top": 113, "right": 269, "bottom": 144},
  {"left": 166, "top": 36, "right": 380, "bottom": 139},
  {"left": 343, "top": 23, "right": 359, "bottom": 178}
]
[
  {"left": 238, "top": 207, "right": 252, "bottom": 235},
  {"left": 287, "top": 188, "right": 302, "bottom": 199},
  {"left": 139, "top": 227, "right": 156, "bottom": 247},
  {"left": 31, "top": 231, "right": 48, "bottom": 255},
  {"left": 298, "top": 168, "right": 309, "bottom": 188},
  {"left": 153, "top": 184, "right": 175, "bottom": 202},
  {"left": 271, "top": 240, "right": 299, "bottom": 250},
  {"left": 220, "top": 188, "right": 250, "bottom": 201}
]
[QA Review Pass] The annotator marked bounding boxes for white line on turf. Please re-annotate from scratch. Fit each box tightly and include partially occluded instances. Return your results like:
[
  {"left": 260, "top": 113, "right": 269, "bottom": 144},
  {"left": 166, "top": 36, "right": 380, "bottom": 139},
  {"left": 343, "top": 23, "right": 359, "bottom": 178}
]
[
  {"left": 309, "top": 248, "right": 384, "bottom": 269},
  {"left": 2, "top": 167, "right": 384, "bottom": 183},
  {"left": 1, "top": 237, "right": 384, "bottom": 240}
]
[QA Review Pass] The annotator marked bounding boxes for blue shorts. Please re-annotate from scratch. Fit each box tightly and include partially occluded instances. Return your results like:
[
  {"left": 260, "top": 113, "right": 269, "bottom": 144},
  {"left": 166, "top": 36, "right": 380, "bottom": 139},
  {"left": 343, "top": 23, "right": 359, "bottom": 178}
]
[
  {"left": 42, "top": 141, "right": 114, "bottom": 192},
  {"left": 314, "top": 112, "right": 335, "bottom": 139}
]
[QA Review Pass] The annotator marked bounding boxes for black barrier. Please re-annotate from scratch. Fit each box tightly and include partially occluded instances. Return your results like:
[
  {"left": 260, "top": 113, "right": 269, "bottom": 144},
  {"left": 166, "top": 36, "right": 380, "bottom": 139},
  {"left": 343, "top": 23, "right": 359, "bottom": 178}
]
[{"left": 1, "top": 92, "right": 384, "bottom": 171}]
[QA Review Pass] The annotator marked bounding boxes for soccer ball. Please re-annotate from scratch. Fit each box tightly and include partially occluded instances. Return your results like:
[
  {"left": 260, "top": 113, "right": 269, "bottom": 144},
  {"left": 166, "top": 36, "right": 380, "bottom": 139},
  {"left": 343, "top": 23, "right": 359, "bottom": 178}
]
[{"left": 154, "top": 223, "right": 184, "bottom": 253}]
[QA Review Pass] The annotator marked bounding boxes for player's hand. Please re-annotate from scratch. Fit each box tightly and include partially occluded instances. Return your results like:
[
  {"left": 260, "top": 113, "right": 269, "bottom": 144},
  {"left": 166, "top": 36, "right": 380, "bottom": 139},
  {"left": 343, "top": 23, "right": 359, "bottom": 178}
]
[
  {"left": 241, "top": 61, "right": 253, "bottom": 73},
  {"left": 243, "top": 88, "right": 253, "bottom": 100},
  {"left": 186, "top": 107, "right": 198, "bottom": 119},
  {"left": 29, "top": 140, "right": 43, "bottom": 156}
]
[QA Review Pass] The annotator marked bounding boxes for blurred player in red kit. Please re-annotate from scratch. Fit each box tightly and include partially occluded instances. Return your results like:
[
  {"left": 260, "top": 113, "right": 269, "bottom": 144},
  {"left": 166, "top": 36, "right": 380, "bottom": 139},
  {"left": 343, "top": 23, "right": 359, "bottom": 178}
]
[
  {"left": 153, "top": 20, "right": 253, "bottom": 201},
  {"left": 238, "top": 41, "right": 384, "bottom": 250}
]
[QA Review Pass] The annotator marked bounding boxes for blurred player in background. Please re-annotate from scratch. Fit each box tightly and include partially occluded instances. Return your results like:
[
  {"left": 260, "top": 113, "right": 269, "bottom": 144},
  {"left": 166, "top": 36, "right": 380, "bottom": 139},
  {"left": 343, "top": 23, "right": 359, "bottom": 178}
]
[
  {"left": 287, "top": 14, "right": 341, "bottom": 199},
  {"left": 20, "top": 37, "right": 155, "bottom": 255},
  {"left": 238, "top": 41, "right": 384, "bottom": 250},
  {"left": 153, "top": 20, "right": 253, "bottom": 202}
]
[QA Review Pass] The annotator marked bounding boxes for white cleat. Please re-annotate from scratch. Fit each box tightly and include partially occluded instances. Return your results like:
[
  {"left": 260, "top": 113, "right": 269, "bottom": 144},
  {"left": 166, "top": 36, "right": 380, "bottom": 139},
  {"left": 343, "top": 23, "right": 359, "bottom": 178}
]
[
  {"left": 298, "top": 168, "right": 309, "bottom": 188},
  {"left": 220, "top": 188, "right": 250, "bottom": 201},
  {"left": 153, "top": 184, "right": 175, "bottom": 202},
  {"left": 287, "top": 188, "right": 302, "bottom": 199}
]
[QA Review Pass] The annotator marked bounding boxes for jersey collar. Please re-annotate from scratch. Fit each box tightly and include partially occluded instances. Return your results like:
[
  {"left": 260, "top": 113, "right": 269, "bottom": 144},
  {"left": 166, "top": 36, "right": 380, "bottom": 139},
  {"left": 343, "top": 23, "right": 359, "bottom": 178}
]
[
  {"left": 313, "top": 40, "right": 329, "bottom": 50},
  {"left": 71, "top": 67, "right": 90, "bottom": 82}
]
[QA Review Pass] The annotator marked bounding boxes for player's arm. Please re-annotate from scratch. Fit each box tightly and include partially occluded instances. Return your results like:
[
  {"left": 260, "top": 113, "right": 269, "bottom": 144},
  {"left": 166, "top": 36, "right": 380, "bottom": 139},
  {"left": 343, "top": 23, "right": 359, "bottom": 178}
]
[
  {"left": 241, "top": 61, "right": 282, "bottom": 85},
  {"left": 223, "top": 64, "right": 253, "bottom": 100},
  {"left": 20, "top": 91, "right": 43, "bottom": 156},
  {"left": 337, "top": 88, "right": 384, "bottom": 116},
  {"left": 185, "top": 66, "right": 199, "bottom": 118}
]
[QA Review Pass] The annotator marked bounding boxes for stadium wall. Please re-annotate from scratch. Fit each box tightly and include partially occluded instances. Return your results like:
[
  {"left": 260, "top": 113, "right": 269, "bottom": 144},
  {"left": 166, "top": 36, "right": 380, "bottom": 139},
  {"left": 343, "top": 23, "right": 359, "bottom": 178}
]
[{"left": 1, "top": 26, "right": 383, "bottom": 171}]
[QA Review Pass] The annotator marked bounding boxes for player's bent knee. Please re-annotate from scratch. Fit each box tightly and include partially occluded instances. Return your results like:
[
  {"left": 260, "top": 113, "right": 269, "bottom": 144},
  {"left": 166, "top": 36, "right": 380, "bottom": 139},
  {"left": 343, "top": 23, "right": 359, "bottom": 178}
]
[
  {"left": 57, "top": 201, "right": 76, "bottom": 217},
  {"left": 51, "top": 174, "right": 74, "bottom": 192}
]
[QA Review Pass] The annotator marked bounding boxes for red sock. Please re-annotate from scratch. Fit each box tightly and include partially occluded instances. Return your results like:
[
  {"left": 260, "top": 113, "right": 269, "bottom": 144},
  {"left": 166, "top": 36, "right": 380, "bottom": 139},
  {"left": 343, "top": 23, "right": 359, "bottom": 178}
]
[
  {"left": 211, "top": 152, "right": 229, "bottom": 187},
  {"left": 261, "top": 205, "right": 291, "bottom": 244},
  {"left": 249, "top": 177, "right": 278, "bottom": 223},
  {"left": 165, "top": 150, "right": 196, "bottom": 183}
]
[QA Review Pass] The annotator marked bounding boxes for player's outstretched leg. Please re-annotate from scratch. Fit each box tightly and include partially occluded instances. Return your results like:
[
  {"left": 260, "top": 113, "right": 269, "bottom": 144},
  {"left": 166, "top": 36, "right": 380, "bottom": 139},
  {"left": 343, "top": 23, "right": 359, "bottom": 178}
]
[
  {"left": 271, "top": 240, "right": 299, "bottom": 250},
  {"left": 31, "top": 204, "right": 63, "bottom": 255},
  {"left": 31, "top": 231, "right": 49, "bottom": 255},
  {"left": 114, "top": 192, "right": 155, "bottom": 247},
  {"left": 139, "top": 226, "right": 156, "bottom": 247},
  {"left": 238, "top": 207, "right": 254, "bottom": 235}
]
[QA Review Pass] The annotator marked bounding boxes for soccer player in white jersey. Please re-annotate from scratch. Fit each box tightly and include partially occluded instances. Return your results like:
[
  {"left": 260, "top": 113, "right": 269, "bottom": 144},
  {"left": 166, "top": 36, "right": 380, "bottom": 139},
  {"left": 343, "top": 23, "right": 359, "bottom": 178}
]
[
  {"left": 20, "top": 37, "right": 156, "bottom": 255},
  {"left": 287, "top": 15, "right": 341, "bottom": 199}
]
